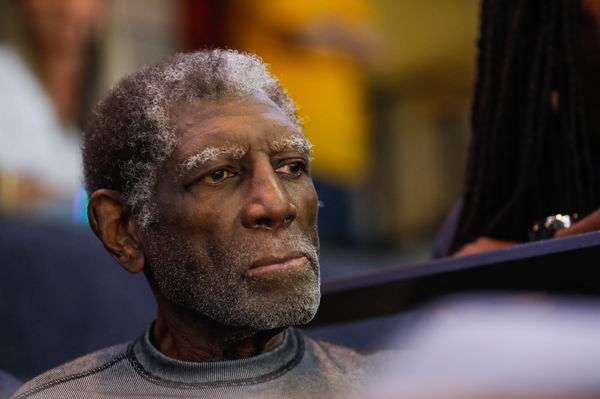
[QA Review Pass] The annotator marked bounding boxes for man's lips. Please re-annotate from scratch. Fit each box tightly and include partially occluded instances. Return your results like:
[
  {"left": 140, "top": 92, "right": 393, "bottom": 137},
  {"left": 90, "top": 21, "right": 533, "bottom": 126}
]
[{"left": 246, "top": 254, "right": 309, "bottom": 277}]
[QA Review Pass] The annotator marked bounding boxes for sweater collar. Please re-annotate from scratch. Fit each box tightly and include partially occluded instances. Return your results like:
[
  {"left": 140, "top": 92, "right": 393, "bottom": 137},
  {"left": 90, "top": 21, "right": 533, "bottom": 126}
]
[{"left": 129, "top": 326, "right": 304, "bottom": 386}]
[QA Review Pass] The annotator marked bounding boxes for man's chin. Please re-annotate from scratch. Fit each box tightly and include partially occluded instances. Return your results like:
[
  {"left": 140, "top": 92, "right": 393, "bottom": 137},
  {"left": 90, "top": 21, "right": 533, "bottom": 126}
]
[{"left": 203, "top": 287, "right": 321, "bottom": 331}]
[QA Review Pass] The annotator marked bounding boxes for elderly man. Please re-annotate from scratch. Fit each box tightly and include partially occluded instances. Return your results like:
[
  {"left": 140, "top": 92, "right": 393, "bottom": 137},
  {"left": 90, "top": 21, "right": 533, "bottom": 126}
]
[{"left": 11, "top": 50, "right": 383, "bottom": 399}]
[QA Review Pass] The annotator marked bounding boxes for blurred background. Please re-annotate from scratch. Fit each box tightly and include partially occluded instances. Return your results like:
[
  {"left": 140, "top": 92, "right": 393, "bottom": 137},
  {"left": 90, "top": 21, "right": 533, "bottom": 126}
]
[
  {"left": 0, "top": 0, "right": 478, "bottom": 261},
  {"left": 5, "top": 2, "right": 600, "bottom": 395}
]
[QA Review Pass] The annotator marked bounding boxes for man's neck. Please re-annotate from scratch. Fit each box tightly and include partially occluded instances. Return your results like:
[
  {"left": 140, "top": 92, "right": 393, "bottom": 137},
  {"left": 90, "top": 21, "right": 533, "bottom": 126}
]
[{"left": 150, "top": 294, "right": 285, "bottom": 362}]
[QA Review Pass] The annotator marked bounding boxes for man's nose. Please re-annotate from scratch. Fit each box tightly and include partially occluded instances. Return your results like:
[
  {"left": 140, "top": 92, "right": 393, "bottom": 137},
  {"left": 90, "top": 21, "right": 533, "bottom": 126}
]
[{"left": 241, "top": 164, "right": 297, "bottom": 230}]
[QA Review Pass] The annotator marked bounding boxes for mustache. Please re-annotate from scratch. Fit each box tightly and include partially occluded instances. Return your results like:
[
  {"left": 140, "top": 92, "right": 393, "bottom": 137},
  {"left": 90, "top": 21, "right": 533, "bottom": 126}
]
[{"left": 207, "top": 227, "right": 319, "bottom": 271}]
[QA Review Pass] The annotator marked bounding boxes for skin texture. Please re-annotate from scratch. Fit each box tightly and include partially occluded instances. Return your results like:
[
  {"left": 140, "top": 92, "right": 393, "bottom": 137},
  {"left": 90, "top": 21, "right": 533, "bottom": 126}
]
[{"left": 88, "top": 93, "right": 320, "bottom": 361}]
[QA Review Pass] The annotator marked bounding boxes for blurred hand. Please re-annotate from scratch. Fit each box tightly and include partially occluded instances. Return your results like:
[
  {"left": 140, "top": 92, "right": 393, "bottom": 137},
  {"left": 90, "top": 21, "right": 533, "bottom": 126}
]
[
  {"left": 554, "top": 208, "right": 600, "bottom": 238},
  {"left": 453, "top": 236, "right": 518, "bottom": 257},
  {"left": 453, "top": 209, "right": 600, "bottom": 257}
]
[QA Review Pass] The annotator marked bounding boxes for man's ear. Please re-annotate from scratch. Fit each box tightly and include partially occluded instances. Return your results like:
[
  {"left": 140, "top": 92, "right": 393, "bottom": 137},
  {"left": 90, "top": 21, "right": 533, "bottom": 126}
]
[{"left": 88, "top": 189, "right": 144, "bottom": 273}]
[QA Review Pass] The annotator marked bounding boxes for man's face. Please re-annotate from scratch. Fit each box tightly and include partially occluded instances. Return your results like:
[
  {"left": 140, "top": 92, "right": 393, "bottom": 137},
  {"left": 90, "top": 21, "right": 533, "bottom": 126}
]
[{"left": 141, "top": 93, "right": 320, "bottom": 331}]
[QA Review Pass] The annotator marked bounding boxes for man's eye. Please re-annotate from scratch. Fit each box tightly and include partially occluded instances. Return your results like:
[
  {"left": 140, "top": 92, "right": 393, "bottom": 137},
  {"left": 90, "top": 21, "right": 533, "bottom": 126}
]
[
  {"left": 202, "top": 169, "right": 235, "bottom": 184},
  {"left": 275, "top": 161, "right": 306, "bottom": 177}
]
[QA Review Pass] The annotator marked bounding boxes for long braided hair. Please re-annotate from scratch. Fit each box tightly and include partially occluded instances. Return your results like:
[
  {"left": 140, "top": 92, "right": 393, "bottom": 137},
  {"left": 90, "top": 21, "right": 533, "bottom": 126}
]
[{"left": 449, "top": 0, "right": 597, "bottom": 253}]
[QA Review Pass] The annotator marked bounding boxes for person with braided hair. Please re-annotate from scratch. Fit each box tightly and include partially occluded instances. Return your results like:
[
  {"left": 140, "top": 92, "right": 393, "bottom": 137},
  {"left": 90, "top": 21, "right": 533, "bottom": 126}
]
[{"left": 437, "top": 0, "right": 600, "bottom": 257}]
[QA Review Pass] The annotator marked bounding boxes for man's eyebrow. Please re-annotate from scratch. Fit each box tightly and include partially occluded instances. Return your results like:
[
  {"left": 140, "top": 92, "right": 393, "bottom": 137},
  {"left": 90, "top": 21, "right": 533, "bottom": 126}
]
[
  {"left": 269, "top": 135, "right": 312, "bottom": 155},
  {"left": 178, "top": 145, "right": 246, "bottom": 175}
]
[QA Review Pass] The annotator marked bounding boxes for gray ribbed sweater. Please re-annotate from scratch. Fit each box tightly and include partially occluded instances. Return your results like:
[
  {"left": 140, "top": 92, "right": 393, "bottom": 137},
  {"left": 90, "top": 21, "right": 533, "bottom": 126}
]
[{"left": 10, "top": 328, "right": 385, "bottom": 398}]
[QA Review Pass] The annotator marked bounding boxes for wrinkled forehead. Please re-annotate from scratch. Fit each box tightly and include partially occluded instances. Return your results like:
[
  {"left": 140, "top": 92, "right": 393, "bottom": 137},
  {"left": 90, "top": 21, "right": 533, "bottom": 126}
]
[{"left": 165, "top": 94, "right": 310, "bottom": 171}]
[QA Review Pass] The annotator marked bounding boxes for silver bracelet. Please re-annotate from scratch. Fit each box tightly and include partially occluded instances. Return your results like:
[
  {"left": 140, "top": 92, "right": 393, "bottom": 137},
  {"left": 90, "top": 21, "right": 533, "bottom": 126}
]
[{"left": 528, "top": 213, "right": 579, "bottom": 241}]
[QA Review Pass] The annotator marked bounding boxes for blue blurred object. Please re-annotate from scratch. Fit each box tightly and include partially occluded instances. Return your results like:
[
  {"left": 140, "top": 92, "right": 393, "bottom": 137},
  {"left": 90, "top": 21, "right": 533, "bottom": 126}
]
[
  {"left": 0, "top": 370, "right": 21, "bottom": 399},
  {"left": 71, "top": 186, "right": 89, "bottom": 224},
  {"left": 313, "top": 179, "right": 352, "bottom": 245},
  {"left": 0, "top": 218, "right": 155, "bottom": 380}
]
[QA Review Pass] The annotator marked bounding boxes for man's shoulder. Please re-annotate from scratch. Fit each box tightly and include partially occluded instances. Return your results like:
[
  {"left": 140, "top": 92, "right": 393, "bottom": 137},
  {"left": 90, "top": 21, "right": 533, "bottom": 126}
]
[
  {"left": 301, "top": 331, "right": 394, "bottom": 374},
  {"left": 10, "top": 341, "right": 131, "bottom": 399}
]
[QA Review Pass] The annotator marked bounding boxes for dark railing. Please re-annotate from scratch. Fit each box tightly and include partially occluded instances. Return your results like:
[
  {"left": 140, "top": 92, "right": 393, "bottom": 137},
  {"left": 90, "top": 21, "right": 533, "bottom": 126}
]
[{"left": 313, "top": 231, "right": 600, "bottom": 325}]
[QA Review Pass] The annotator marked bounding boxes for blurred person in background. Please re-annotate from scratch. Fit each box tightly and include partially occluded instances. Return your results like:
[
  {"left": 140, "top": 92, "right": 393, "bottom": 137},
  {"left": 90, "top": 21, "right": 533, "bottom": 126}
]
[
  {"left": 227, "top": 0, "right": 381, "bottom": 244},
  {"left": 0, "top": 0, "right": 104, "bottom": 219},
  {"left": 435, "top": 0, "right": 600, "bottom": 257}
]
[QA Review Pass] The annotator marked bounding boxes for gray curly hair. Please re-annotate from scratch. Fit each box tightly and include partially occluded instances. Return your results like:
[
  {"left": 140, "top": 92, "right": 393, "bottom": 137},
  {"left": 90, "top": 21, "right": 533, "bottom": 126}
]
[{"left": 83, "top": 49, "right": 299, "bottom": 226}]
